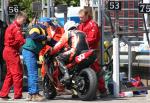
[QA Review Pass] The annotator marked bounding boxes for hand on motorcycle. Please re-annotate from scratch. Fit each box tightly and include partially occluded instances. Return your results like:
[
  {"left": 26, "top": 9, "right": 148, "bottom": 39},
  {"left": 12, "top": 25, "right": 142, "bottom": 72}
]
[
  {"left": 39, "top": 55, "right": 45, "bottom": 63},
  {"left": 47, "top": 36, "right": 51, "bottom": 41}
]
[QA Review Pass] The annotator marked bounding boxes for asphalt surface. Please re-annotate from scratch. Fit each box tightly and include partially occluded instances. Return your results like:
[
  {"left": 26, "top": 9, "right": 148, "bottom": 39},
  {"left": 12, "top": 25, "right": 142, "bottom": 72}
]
[{"left": 0, "top": 93, "right": 150, "bottom": 103}]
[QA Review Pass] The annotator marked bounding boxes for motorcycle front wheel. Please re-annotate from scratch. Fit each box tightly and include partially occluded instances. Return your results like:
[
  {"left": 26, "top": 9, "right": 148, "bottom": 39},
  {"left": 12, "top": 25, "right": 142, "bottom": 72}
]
[
  {"left": 76, "top": 68, "right": 98, "bottom": 101},
  {"left": 43, "top": 74, "right": 57, "bottom": 99}
]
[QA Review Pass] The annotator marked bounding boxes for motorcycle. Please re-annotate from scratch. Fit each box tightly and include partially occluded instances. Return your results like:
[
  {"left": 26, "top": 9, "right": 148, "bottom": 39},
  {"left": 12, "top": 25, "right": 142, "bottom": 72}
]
[{"left": 43, "top": 49, "right": 98, "bottom": 101}]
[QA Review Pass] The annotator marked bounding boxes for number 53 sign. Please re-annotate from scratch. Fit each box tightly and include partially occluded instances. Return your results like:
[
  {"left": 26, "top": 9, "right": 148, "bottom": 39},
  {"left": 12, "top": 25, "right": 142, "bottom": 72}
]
[
  {"left": 8, "top": 5, "right": 19, "bottom": 15},
  {"left": 108, "top": 1, "right": 121, "bottom": 10}
]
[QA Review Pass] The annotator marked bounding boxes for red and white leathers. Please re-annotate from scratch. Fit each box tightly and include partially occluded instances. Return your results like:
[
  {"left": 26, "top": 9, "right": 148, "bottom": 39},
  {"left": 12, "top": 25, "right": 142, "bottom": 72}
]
[
  {"left": 0, "top": 20, "right": 25, "bottom": 99},
  {"left": 50, "top": 30, "right": 89, "bottom": 59},
  {"left": 78, "top": 18, "right": 107, "bottom": 93}
]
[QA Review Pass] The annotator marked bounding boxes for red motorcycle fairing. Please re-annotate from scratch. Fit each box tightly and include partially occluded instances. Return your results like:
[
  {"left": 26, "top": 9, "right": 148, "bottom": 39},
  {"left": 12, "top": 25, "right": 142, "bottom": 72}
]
[
  {"left": 45, "top": 60, "right": 65, "bottom": 92},
  {"left": 66, "top": 62, "right": 76, "bottom": 70},
  {"left": 75, "top": 49, "right": 95, "bottom": 64},
  {"left": 66, "top": 49, "right": 96, "bottom": 69}
]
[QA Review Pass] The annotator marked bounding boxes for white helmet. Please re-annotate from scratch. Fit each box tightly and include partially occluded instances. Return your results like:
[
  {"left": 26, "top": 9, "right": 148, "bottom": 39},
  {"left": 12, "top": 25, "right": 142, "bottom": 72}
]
[{"left": 64, "top": 21, "right": 77, "bottom": 32}]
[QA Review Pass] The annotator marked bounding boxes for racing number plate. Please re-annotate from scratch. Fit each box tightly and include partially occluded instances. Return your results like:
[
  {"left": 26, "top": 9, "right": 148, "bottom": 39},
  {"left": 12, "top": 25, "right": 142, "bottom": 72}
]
[
  {"left": 108, "top": 1, "right": 121, "bottom": 10},
  {"left": 139, "top": 3, "right": 150, "bottom": 13},
  {"left": 8, "top": 5, "right": 19, "bottom": 15}
]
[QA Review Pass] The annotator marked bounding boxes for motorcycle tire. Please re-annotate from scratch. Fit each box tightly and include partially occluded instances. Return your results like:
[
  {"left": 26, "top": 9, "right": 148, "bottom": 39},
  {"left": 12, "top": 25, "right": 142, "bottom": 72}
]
[
  {"left": 77, "top": 68, "right": 98, "bottom": 101},
  {"left": 43, "top": 75, "right": 57, "bottom": 99}
]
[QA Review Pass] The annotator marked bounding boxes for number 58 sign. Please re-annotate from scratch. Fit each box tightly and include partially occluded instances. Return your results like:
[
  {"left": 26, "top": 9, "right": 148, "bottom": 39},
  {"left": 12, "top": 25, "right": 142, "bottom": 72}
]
[{"left": 8, "top": 5, "right": 19, "bottom": 15}]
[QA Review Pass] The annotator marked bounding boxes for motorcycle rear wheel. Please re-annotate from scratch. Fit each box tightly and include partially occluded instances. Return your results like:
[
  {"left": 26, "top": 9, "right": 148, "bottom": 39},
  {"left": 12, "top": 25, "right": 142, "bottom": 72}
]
[{"left": 77, "top": 68, "right": 98, "bottom": 101}]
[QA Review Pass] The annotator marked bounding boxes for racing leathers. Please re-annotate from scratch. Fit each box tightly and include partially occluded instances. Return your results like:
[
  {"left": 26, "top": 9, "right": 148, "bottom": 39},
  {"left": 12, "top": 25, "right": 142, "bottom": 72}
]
[{"left": 50, "top": 30, "right": 89, "bottom": 80}]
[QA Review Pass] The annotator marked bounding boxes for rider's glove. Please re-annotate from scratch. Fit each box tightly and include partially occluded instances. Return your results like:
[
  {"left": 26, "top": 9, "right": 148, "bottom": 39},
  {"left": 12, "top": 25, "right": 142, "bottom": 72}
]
[{"left": 39, "top": 55, "right": 45, "bottom": 63}]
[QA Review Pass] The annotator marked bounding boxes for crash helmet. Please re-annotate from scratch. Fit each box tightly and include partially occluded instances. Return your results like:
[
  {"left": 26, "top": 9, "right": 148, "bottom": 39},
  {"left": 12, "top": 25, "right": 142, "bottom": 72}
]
[{"left": 64, "top": 21, "right": 77, "bottom": 32}]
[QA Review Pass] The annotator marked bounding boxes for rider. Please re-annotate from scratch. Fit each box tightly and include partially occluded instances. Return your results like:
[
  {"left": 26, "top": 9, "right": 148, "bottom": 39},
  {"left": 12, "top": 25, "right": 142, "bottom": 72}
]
[{"left": 49, "top": 21, "right": 89, "bottom": 81}]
